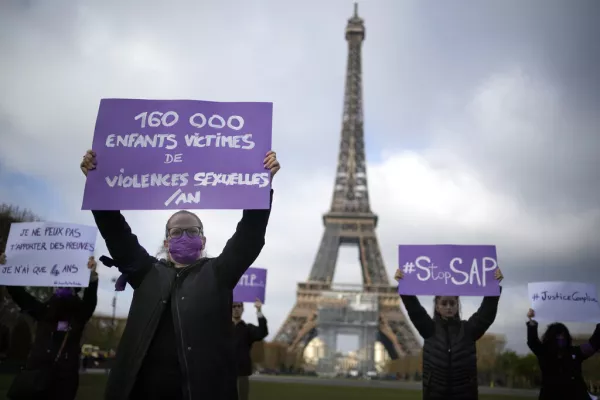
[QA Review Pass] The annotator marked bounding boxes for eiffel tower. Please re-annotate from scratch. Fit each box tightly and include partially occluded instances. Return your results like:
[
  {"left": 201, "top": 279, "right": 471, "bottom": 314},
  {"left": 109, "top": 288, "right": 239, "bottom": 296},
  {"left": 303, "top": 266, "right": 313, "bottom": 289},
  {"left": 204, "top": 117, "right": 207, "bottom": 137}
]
[{"left": 273, "top": 4, "right": 421, "bottom": 361}]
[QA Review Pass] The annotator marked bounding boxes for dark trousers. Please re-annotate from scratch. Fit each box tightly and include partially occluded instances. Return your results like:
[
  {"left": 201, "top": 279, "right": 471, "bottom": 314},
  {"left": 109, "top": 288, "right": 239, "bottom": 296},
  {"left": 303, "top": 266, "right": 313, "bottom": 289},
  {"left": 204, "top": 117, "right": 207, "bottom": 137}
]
[
  {"left": 237, "top": 376, "right": 249, "bottom": 400},
  {"left": 8, "top": 370, "right": 79, "bottom": 400},
  {"left": 130, "top": 368, "right": 183, "bottom": 400},
  {"left": 47, "top": 369, "right": 79, "bottom": 400}
]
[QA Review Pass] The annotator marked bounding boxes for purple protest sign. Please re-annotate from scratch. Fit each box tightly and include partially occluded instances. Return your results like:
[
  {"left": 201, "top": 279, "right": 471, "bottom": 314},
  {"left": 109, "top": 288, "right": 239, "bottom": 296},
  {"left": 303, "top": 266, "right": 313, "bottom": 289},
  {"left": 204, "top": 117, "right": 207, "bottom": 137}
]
[
  {"left": 82, "top": 98, "right": 273, "bottom": 210},
  {"left": 397, "top": 245, "right": 501, "bottom": 296},
  {"left": 233, "top": 267, "right": 267, "bottom": 303}
]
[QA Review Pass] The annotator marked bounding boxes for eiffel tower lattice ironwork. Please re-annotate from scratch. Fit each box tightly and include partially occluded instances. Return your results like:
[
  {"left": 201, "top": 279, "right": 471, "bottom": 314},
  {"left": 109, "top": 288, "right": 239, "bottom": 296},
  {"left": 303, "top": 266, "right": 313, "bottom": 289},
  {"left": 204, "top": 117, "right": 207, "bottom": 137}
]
[{"left": 273, "top": 4, "right": 421, "bottom": 360}]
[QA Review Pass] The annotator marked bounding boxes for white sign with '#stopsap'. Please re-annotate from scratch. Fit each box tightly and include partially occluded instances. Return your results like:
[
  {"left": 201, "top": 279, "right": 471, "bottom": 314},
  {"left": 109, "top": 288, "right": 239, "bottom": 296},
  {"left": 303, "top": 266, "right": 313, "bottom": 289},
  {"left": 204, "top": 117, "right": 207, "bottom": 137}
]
[
  {"left": 528, "top": 281, "right": 600, "bottom": 323},
  {"left": 1, "top": 222, "right": 98, "bottom": 287}
]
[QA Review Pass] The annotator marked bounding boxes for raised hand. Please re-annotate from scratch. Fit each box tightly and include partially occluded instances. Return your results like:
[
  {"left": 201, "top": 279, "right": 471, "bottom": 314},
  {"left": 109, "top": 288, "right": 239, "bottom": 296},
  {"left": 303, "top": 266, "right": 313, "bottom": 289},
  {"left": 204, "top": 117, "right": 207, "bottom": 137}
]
[
  {"left": 0, "top": 253, "right": 6, "bottom": 265},
  {"left": 264, "top": 151, "right": 280, "bottom": 180},
  {"left": 527, "top": 308, "right": 535, "bottom": 320},
  {"left": 88, "top": 256, "right": 99, "bottom": 282},
  {"left": 394, "top": 269, "right": 404, "bottom": 282},
  {"left": 80, "top": 149, "right": 97, "bottom": 177},
  {"left": 254, "top": 298, "right": 262, "bottom": 312},
  {"left": 495, "top": 268, "right": 503, "bottom": 282},
  {"left": 87, "top": 256, "right": 97, "bottom": 272}
]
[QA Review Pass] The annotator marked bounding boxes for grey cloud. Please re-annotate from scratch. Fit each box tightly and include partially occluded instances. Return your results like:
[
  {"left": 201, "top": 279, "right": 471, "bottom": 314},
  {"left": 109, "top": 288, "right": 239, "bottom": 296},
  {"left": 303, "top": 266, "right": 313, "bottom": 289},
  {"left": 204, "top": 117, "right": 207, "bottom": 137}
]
[
  {"left": 437, "top": 70, "right": 600, "bottom": 215},
  {"left": 1, "top": 0, "right": 598, "bottom": 350}
]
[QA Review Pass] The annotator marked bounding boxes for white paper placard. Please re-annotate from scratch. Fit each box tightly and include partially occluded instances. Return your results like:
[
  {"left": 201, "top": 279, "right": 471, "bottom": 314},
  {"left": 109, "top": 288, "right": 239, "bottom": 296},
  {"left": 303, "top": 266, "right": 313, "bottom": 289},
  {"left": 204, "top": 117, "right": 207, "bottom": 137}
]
[
  {"left": 1, "top": 222, "right": 98, "bottom": 287},
  {"left": 528, "top": 281, "right": 600, "bottom": 323}
]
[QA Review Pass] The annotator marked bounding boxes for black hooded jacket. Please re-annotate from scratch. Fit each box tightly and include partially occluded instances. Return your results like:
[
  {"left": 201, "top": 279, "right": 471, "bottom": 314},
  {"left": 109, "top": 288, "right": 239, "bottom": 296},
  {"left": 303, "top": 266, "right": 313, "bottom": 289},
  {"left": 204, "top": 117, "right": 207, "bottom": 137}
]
[
  {"left": 233, "top": 315, "right": 268, "bottom": 376},
  {"left": 401, "top": 291, "right": 501, "bottom": 400},
  {"left": 7, "top": 281, "right": 98, "bottom": 371},
  {"left": 93, "top": 190, "right": 273, "bottom": 400},
  {"left": 527, "top": 321, "right": 600, "bottom": 400}
]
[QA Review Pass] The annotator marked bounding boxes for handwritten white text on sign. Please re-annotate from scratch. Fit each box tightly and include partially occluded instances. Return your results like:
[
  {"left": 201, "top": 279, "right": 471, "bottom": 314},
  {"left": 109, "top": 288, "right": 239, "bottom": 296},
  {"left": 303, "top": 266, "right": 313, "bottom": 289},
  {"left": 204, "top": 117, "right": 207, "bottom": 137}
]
[{"left": 407, "top": 256, "right": 497, "bottom": 287}]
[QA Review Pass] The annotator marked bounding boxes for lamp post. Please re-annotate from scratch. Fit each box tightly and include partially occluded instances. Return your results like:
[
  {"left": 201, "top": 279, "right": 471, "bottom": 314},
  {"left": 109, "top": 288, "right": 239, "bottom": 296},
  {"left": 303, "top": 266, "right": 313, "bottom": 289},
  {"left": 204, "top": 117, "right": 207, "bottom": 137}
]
[
  {"left": 111, "top": 277, "right": 117, "bottom": 329},
  {"left": 110, "top": 277, "right": 118, "bottom": 351}
]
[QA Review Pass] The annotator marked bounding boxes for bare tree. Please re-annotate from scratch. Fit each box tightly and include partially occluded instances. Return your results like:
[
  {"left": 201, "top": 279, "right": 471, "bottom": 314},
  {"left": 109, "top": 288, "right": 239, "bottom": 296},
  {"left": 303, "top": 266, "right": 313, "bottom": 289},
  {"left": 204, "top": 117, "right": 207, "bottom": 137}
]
[{"left": 0, "top": 204, "right": 52, "bottom": 325}]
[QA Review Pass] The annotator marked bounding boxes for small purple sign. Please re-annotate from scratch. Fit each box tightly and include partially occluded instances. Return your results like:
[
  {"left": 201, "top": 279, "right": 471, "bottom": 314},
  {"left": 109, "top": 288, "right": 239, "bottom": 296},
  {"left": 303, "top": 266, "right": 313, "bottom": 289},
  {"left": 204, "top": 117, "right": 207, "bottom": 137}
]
[
  {"left": 82, "top": 98, "right": 273, "bottom": 210},
  {"left": 233, "top": 267, "right": 267, "bottom": 303},
  {"left": 397, "top": 245, "right": 501, "bottom": 296}
]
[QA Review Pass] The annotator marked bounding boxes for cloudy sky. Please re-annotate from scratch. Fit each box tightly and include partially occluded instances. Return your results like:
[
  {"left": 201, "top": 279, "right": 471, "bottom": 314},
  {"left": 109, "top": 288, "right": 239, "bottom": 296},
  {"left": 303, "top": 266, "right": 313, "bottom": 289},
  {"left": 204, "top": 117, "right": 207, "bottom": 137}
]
[{"left": 1, "top": 0, "right": 599, "bottom": 355}]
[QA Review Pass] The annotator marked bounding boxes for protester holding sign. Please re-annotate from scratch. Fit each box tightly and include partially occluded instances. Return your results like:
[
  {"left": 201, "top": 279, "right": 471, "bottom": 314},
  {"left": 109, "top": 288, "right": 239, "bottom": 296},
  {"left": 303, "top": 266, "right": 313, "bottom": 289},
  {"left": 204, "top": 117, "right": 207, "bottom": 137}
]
[
  {"left": 232, "top": 298, "right": 268, "bottom": 400},
  {"left": 1, "top": 254, "right": 98, "bottom": 400},
  {"left": 394, "top": 267, "right": 503, "bottom": 400},
  {"left": 80, "top": 148, "right": 280, "bottom": 400},
  {"left": 526, "top": 308, "right": 600, "bottom": 400}
]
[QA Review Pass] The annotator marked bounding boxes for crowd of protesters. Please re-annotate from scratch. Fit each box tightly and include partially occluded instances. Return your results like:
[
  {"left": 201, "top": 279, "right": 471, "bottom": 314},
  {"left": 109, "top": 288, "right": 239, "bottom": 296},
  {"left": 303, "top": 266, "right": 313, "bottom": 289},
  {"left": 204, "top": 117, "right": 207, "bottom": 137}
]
[{"left": 1, "top": 146, "right": 599, "bottom": 400}]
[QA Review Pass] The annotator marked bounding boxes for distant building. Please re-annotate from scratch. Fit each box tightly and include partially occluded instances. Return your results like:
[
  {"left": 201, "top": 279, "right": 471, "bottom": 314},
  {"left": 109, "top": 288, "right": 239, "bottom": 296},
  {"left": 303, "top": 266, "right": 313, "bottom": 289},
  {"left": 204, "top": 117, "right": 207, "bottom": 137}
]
[{"left": 303, "top": 337, "right": 393, "bottom": 372}]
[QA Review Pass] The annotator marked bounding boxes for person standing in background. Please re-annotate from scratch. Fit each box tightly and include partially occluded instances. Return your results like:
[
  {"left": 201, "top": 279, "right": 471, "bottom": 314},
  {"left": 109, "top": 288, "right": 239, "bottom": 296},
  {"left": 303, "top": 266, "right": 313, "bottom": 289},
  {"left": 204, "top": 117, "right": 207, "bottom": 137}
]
[
  {"left": 0, "top": 253, "right": 98, "bottom": 400},
  {"left": 81, "top": 149, "right": 280, "bottom": 400},
  {"left": 232, "top": 298, "right": 268, "bottom": 400},
  {"left": 526, "top": 308, "right": 600, "bottom": 400},
  {"left": 394, "top": 267, "right": 503, "bottom": 400}
]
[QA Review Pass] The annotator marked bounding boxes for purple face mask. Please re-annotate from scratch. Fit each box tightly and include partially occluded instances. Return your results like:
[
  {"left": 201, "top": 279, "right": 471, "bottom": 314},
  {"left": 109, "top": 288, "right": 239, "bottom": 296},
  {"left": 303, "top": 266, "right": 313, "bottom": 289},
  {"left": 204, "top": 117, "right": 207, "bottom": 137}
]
[
  {"left": 55, "top": 288, "right": 73, "bottom": 298},
  {"left": 169, "top": 233, "right": 203, "bottom": 265}
]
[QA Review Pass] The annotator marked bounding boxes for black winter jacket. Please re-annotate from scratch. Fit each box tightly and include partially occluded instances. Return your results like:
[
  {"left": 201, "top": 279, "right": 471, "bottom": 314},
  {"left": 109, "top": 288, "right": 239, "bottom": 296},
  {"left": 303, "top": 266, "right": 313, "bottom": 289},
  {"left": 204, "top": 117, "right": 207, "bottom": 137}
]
[
  {"left": 527, "top": 321, "right": 600, "bottom": 400},
  {"left": 7, "top": 281, "right": 98, "bottom": 371},
  {"left": 233, "top": 315, "right": 268, "bottom": 376},
  {"left": 401, "top": 292, "right": 501, "bottom": 400},
  {"left": 94, "top": 190, "right": 273, "bottom": 400}
]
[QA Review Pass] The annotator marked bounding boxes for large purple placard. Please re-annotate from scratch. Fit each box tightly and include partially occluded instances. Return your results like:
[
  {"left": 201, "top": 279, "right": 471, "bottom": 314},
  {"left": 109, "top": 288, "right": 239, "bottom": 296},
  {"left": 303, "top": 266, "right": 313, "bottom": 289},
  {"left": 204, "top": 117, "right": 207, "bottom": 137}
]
[
  {"left": 82, "top": 98, "right": 273, "bottom": 210},
  {"left": 397, "top": 245, "right": 500, "bottom": 296},
  {"left": 233, "top": 267, "right": 267, "bottom": 303}
]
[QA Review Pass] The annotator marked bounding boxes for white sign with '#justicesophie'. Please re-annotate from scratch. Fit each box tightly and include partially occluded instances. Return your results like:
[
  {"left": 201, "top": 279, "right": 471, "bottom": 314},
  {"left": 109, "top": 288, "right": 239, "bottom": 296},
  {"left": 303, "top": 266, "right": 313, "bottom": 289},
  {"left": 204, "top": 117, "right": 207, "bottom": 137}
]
[
  {"left": 1, "top": 222, "right": 98, "bottom": 288},
  {"left": 528, "top": 281, "right": 600, "bottom": 323}
]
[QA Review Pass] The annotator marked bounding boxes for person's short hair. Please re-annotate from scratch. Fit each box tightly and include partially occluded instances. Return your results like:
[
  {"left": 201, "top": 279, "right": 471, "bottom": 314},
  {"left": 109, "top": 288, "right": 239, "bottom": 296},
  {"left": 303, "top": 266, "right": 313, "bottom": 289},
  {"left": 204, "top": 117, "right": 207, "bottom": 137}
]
[{"left": 165, "top": 210, "right": 203, "bottom": 238}]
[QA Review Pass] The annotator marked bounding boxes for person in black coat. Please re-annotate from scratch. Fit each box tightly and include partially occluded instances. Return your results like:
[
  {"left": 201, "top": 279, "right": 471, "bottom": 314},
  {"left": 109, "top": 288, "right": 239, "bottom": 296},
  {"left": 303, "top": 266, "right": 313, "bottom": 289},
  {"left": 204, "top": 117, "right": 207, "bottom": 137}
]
[
  {"left": 1, "top": 254, "right": 98, "bottom": 400},
  {"left": 80, "top": 149, "right": 280, "bottom": 400},
  {"left": 526, "top": 308, "right": 600, "bottom": 400},
  {"left": 394, "top": 267, "right": 503, "bottom": 400},
  {"left": 232, "top": 298, "right": 268, "bottom": 400}
]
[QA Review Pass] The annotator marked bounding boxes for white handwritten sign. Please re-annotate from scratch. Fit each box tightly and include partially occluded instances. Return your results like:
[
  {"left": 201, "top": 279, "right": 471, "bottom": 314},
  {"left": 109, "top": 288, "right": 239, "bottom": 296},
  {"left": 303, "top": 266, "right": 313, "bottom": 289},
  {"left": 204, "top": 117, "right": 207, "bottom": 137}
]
[
  {"left": 1, "top": 222, "right": 98, "bottom": 287},
  {"left": 528, "top": 282, "right": 600, "bottom": 323}
]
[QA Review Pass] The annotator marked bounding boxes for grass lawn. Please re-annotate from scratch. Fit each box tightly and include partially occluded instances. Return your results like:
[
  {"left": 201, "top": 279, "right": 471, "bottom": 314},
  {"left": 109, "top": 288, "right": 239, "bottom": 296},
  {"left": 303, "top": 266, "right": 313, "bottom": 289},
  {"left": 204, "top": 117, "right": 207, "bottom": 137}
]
[{"left": 0, "top": 374, "right": 534, "bottom": 400}]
